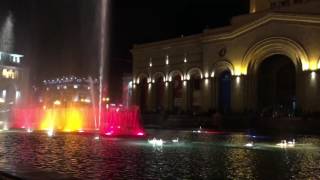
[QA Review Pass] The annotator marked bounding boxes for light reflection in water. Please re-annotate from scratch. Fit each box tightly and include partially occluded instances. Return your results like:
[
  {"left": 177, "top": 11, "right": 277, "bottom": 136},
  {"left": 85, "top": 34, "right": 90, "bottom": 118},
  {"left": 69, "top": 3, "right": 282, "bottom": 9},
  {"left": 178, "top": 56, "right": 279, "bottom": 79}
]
[
  {"left": 287, "top": 137, "right": 320, "bottom": 179},
  {"left": 0, "top": 131, "right": 318, "bottom": 179},
  {"left": 224, "top": 135, "right": 257, "bottom": 179}
]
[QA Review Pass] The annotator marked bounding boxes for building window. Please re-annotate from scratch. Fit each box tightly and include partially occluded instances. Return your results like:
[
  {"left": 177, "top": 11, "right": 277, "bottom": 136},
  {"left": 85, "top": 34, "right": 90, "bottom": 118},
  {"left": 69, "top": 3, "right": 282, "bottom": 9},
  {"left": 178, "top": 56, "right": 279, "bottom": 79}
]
[
  {"left": 2, "top": 69, "right": 18, "bottom": 79},
  {"left": 271, "top": 2, "right": 278, "bottom": 8},
  {"left": 281, "top": 0, "right": 290, "bottom": 6},
  {"left": 0, "top": 90, "right": 6, "bottom": 103},
  {"left": 15, "top": 90, "right": 21, "bottom": 100},
  {"left": 193, "top": 79, "right": 201, "bottom": 90},
  {"left": 10, "top": 54, "right": 23, "bottom": 63}
]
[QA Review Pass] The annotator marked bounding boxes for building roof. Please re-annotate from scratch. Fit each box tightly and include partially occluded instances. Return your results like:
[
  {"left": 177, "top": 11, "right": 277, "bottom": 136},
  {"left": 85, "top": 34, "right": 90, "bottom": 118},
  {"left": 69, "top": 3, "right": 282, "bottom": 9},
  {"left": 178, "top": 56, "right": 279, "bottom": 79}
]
[{"left": 131, "top": 0, "right": 320, "bottom": 52}]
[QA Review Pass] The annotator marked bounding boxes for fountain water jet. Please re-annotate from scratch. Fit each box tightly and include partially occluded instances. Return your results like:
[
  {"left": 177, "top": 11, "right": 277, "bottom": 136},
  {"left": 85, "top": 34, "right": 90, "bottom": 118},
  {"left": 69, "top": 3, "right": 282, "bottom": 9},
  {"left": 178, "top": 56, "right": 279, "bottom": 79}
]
[
  {"left": 88, "top": 76, "right": 98, "bottom": 129},
  {"left": 97, "top": 0, "right": 110, "bottom": 130},
  {"left": 0, "top": 12, "right": 14, "bottom": 52}
]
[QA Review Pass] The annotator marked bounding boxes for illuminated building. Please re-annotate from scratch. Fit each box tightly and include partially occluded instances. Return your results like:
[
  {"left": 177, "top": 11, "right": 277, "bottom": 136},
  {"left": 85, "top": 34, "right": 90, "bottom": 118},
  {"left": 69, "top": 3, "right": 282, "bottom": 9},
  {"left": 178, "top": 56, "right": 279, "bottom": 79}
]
[
  {"left": 0, "top": 51, "right": 28, "bottom": 106},
  {"left": 131, "top": 0, "right": 320, "bottom": 113},
  {"left": 0, "top": 51, "right": 28, "bottom": 129},
  {"left": 36, "top": 76, "right": 99, "bottom": 106}
]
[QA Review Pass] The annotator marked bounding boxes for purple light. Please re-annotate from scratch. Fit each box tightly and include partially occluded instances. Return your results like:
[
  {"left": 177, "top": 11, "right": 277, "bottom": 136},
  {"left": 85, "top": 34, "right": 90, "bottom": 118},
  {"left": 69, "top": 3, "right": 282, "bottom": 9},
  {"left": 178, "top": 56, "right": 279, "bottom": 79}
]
[{"left": 137, "top": 132, "right": 144, "bottom": 136}]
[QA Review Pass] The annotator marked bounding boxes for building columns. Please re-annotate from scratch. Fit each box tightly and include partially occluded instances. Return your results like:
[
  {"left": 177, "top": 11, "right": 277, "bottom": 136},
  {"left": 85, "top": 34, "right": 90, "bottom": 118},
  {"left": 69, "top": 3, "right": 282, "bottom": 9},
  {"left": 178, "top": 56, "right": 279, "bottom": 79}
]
[
  {"left": 133, "top": 69, "right": 320, "bottom": 114},
  {"left": 202, "top": 78, "right": 212, "bottom": 112},
  {"left": 300, "top": 70, "right": 320, "bottom": 112},
  {"left": 230, "top": 75, "right": 247, "bottom": 113},
  {"left": 182, "top": 80, "right": 188, "bottom": 111},
  {"left": 146, "top": 83, "right": 153, "bottom": 111},
  {"left": 163, "top": 82, "right": 170, "bottom": 110}
]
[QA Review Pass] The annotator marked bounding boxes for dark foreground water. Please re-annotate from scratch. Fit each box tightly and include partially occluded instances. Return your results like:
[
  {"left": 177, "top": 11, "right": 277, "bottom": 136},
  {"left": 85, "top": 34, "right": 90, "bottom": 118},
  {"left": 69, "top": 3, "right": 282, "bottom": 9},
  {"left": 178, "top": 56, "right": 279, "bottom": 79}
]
[{"left": 0, "top": 130, "right": 319, "bottom": 179}]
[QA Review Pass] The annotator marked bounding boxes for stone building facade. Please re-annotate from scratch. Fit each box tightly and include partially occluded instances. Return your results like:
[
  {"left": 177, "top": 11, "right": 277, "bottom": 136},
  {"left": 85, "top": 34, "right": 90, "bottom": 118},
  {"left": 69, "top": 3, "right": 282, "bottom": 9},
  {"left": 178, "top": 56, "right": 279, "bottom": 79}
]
[
  {"left": 0, "top": 51, "right": 29, "bottom": 128},
  {"left": 0, "top": 52, "right": 28, "bottom": 106},
  {"left": 36, "top": 76, "right": 99, "bottom": 106},
  {"left": 131, "top": 0, "right": 320, "bottom": 114}
]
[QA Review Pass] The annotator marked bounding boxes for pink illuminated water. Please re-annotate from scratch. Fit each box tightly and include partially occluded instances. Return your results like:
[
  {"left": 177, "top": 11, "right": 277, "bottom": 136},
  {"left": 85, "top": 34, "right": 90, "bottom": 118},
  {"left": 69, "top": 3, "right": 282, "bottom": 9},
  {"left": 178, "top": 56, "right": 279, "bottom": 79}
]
[
  {"left": 10, "top": 105, "right": 144, "bottom": 136},
  {"left": 100, "top": 106, "right": 144, "bottom": 136}
]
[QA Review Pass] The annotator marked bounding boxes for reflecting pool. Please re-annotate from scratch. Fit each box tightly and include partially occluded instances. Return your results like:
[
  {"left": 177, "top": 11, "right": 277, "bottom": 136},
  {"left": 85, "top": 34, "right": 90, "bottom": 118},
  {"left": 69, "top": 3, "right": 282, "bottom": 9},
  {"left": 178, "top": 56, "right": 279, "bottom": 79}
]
[{"left": 0, "top": 130, "right": 319, "bottom": 179}]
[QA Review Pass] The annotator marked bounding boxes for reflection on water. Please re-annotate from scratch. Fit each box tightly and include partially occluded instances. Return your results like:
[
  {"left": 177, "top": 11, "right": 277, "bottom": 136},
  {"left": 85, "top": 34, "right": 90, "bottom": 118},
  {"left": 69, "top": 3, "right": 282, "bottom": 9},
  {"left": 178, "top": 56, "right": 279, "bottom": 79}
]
[
  {"left": 0, "top": 131, "right": 318, "bottom": 179},
  {"left": 225, "top": 135, "right": 257, "bottom": 179}
]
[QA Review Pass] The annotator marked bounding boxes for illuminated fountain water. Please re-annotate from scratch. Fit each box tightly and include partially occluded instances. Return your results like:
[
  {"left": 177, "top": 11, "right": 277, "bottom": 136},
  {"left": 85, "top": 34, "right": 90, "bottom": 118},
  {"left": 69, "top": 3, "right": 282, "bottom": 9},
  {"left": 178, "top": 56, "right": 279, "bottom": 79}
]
[
  {"left": 8, "top": 0, "right": 145, "bottom": 136},
  {"left": 11, "top": 105, "right": 96, "bottom": 132},
  {"left": 100, "top": 105, "right": 144, "bottom": 136},
  {"left": 10, "top": 104, "right": 144, "bottom": 136}
]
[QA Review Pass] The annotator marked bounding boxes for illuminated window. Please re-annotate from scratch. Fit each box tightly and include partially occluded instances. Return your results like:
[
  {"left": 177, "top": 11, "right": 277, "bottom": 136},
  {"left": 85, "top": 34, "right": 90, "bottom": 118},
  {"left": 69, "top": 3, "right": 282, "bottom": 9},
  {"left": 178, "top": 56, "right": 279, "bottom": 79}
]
[
  {"left": 0, "top": 90, "right": 6, "bottom": 103},
  {"left": 10, "top": 54, "right": 23, "bottom": 64},
  {"left": 2, "top": 69, "right": 18, "bottom": 79},
  {"left": 15, "top": 90, "right": 21, "bottom": 100}
]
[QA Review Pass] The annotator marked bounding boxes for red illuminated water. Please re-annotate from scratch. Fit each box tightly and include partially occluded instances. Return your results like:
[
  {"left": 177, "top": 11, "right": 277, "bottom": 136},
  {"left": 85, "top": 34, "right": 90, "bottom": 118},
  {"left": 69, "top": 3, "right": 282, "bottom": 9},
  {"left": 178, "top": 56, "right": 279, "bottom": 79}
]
[
  {"left": 100, "top": 105, "right": 144, "bottom": 136},
  {"left": 10, "top": 105, "right": 144, "bottom": 136}
]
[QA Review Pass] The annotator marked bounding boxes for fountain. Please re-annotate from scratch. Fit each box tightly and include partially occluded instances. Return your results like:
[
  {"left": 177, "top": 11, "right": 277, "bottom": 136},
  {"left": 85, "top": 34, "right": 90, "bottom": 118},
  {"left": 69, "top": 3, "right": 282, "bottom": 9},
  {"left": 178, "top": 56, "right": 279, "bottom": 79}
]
[
  {"left": 8, "top": 0, "right": 145, "bottom": 136},
  {"left": 10, "top": 103, "right": 144, "bottom": 136},
  {"left": 100, "top": 105, "right": 144, "bottom": 136},
  {"left": 148, "top": 138, "right": 164, "bottom": 146},
  {"left": 97, "top": 0, "right": 109, "bottom": 131},
  {"left": 93, "top": 0, "right": 144, "bottom": 136},
  {"left": 0, "top": 12, "right": 14, "bottom": 52}
]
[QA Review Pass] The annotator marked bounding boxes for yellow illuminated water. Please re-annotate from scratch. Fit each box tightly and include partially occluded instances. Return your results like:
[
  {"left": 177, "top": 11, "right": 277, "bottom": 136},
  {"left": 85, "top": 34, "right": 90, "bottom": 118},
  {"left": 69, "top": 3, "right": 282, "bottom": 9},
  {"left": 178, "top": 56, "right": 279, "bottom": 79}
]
[{"left": 40, "top": 107, "right": 86, "bottom": 132}]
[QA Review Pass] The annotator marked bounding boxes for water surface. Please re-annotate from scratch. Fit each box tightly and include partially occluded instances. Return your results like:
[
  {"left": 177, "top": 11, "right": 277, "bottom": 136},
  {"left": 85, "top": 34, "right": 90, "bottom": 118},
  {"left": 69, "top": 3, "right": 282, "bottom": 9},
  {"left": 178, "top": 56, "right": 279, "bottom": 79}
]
[{"left": 0, "top": 130, "right": 319, "bottom": 179}]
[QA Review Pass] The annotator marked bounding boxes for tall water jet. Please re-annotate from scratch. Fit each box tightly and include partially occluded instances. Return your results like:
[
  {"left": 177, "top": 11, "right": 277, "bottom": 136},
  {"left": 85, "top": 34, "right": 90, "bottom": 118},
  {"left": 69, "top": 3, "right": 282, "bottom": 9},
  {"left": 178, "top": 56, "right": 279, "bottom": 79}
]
[
  {"left": 98, "top": 0, "right": 110, "bottom": 130},
  {"left": 0, "top": 12, "right": 14, "bottom": 52},
  {"left": 88, "top": 77, "right": 98, "bottom": 129},
  {"left": 0, "top": 12, "right": 14, "bottom": 130}
]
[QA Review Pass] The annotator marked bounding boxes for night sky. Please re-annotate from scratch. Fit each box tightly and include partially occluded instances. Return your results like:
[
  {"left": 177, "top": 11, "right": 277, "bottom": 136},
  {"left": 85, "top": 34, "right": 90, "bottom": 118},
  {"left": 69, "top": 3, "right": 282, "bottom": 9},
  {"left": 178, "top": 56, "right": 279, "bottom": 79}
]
[{"left": 0, "top": 0, "right": 249, "bottom": 83}]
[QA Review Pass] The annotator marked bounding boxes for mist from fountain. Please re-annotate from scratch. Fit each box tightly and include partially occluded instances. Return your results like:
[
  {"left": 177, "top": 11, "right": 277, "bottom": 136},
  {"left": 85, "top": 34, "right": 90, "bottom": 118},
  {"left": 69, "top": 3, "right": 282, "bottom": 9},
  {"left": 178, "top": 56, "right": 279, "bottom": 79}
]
[
  {"left": 88, "top": 76, "right": 98, "bottom": 130},
  {"left": 0, "top": 12, "right": 14, "bottom": 130},
  {"left": 0, "top": 12, "right": 14, "bottom": 52}
]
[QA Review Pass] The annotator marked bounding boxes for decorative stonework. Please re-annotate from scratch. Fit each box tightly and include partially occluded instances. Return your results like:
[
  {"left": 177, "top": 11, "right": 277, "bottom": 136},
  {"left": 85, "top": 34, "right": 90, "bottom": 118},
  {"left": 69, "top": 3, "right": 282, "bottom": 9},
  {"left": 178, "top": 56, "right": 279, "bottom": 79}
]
[{"left": 219, "top": 47, "right": 227, "bottom": 57}]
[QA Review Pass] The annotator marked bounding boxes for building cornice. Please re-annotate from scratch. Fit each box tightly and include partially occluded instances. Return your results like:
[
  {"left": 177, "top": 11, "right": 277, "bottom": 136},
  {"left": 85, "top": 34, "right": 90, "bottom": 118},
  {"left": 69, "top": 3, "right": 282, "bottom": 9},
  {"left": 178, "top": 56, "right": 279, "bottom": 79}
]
[
  {"left": 0, "top": 64, "right": 24, "bottom": 70},
  {"left": 203, "top": 12, "right": 320, "bottom": 43},
  {"left": 131, "top": 34, "right": 202, "bottom": 52},
  {"left": 132, "top": 12, "right": 320, "bottom": 52}
]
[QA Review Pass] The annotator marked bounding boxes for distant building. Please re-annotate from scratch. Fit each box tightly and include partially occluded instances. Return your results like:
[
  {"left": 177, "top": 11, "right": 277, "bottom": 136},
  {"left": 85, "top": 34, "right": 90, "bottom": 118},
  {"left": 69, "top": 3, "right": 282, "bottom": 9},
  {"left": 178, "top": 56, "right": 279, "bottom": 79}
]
[
  {"left": 131, "top": 0, "right": 320, "bottom": 113},
  {"left": 0, "top": 51, "right": 29, "bottom": 107},
  {"left": 109, "top": 57, "right": 132, "bottom": 104},
  {"left": 250, "top": 0, "right": 309, "bottom": 13},
  {"left": 35, "top": 76, "right": 99, "bottom": 106},
  {"left": 122, "top": 74, "right": 133, "bottom": 106},
  {"left": 0, "top": 51, "right": 29, "bottom": 128}
]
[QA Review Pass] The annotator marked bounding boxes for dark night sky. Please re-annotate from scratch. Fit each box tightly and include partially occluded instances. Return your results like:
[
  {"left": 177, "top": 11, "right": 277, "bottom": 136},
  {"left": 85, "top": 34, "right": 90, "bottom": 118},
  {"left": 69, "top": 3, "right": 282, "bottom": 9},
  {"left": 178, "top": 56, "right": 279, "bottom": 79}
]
[{"left": 0, "top": 0, "right": 249, "bottom": 83}]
